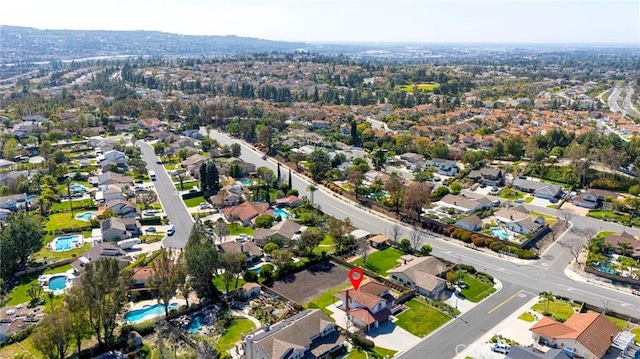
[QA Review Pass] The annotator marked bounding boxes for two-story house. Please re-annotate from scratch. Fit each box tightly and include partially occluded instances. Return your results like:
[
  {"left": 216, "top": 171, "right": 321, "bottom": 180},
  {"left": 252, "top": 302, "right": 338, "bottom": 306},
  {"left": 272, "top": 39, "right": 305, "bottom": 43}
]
[
  {"left": 244, "top": 309, "right": 345, "bottom": 359},
  {"left": 334, "top": 281, "right": 395, "bottom": 332},
  {"left": 181, "top": 153, "right": 208, "bottom": 177},
  {"left": 95, "top": 184, "right": 125, "bottom": 203},
  {"left": 467, "top": 168, "right": 504, "bottom": 187},
  {"left": 98, "top": 171, "right": 133, "bottom": 188},
  {"left": 0, "top": 193, "right": 28, "bottom": 212},
  {"left": 573, "top": 188, "right": 617, "bottom": 209},
  {"left": 103, "top": 200, "right": 140, "bottom": 218},
  {"left": 425, "top": 158, "right": 459, "bottom": 176},
  {"left": 101, "top": 217, "right": 142, "bottom": 242}
]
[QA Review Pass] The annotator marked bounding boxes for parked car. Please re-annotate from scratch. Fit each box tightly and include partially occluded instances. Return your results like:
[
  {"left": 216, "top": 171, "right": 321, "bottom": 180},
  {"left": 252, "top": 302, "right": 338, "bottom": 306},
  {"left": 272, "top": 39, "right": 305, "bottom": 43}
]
[
  {"left": 491, "top": 343, "right": 510, "bottom": 354},
  {"left": 514, "top": 199, "right": 523, "bottom": 204},
  {"left": 167, "top": 224, "right": 175, "bottom": 236},
  {"left": 479, "top": 182, "right": 487, "bottom": 188},
  {"left": 261, "top": 155, "right": 267, "bottom": 160},
  {"left": 146, "top": 227, "right": 157, "bottom": 233},
  {"left": 433, "top": 177, "right": 441, "bottom": 182},
  {"left": 550, "top": 197, "right": 559, "bottom": 204}
]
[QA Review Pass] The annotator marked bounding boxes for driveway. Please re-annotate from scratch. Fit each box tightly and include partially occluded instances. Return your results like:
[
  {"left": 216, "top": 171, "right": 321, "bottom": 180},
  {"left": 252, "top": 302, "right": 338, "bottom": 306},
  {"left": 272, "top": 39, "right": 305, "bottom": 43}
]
[{"left": 366, "top": 321, "right": 420, "bottom": 352}]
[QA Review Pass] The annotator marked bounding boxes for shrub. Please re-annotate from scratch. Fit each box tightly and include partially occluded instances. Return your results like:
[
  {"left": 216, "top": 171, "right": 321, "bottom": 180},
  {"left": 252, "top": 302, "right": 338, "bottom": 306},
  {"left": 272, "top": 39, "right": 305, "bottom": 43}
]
[
  {"left": 287, "top": 189, "right": 299, "bottom": 196},
  {"left": 351, "top": 335, "right": 375, "bottom": 351},
  {"left": 243, "top": 270, "right": 258, "bottom": 283},
  {"left": 458, "top": 264, "right": 476, "bottom": 274},
  {"left": 418, "top": 244, "right": 432, "bottom": 256},
  {"left": 460, "top": 232, "right": 472, "bottom": 243},
  {"left": 139, "top": 216, "right": 162, "bottom": 225},
  {"left": 471, "top": 236, "right": 486, "bottom": 247}
]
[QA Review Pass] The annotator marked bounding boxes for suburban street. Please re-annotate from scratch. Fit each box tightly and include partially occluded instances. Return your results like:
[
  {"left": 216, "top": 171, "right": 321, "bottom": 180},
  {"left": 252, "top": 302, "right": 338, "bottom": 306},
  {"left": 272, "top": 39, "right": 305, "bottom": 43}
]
[
  {"left": 137, "top": 140, "right": 195, "bottom": 249},
  {"left": 608, "top": 85, "right": 640, "bottom": 118},
  {"left": 202, "top": 127, "right": 640, "bottom": 358}
]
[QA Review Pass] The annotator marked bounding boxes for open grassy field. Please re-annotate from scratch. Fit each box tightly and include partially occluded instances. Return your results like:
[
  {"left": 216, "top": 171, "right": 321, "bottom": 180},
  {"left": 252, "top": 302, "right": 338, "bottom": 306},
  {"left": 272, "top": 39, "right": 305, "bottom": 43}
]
[
  {"left": 398, "top": 83, "right": 440, "bottom": 92},
  {"left": 353, "top": 248, "right": 403, "bottom": 277},
  {"left": 395, "top": 299, "right": 451, "bottom": 337}
]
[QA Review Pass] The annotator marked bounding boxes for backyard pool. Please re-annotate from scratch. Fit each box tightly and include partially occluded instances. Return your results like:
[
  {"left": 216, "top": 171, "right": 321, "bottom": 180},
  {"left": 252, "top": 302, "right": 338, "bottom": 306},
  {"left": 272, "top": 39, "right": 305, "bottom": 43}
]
[
  {"left": 48, "top": 275, "right": 69, "bottom": 291},
  {"left": 368, "top": 191, "right": 388, "bottom": 199},
  {"left": 51, "top": 234, "right": 83, "bottom": 251},
  {"left": 239, "top": 179, "right": 253, "bottom": 186},
  {"left": 124, "top": 302, "right": 179, "bottom": 322},
  {"left": 75, "top": 211, "right": 96, "bottom": 221},
  {"left": 187, "top": 314, "right": 206, "bottom": 334},
  {"left": 272, "top": 208, "right": 289, "bottom": 219},
  {"left": 491, "top": 227, "right": 510, "bottom": 239},
  {"left": 71, "top": 183, "right": 89, "bottom": 192}
]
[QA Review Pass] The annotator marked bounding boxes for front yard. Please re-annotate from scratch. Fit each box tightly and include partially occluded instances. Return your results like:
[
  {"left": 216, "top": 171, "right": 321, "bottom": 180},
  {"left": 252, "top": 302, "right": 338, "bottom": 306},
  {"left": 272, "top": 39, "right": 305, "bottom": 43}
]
[
  {"left": 395, "top": 299, "right": 451, "bottom": 337},
  {"left": 531, "top": 299, "right": 575, "bottom": 321},
  {"left": 175, "top": 180, "right": 199, "bottom": 191},
  {"left": 183, "top": 196, "right": 206, "bottom": 208},
  {"left": 353, "top": 248, "right": 403, "bottom": 277},
  {"left": 458, "top": 273, "right": 496, "bottom": 302},
  {"left": 499, "top": 188, "right": 524, "bottom": 200}
]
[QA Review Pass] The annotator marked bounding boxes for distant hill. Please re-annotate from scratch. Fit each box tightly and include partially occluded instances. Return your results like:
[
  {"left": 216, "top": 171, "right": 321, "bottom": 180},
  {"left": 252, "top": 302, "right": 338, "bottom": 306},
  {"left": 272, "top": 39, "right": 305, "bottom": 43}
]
[{"left": 0, "top": 25, "right": 319, "bottom": 63}]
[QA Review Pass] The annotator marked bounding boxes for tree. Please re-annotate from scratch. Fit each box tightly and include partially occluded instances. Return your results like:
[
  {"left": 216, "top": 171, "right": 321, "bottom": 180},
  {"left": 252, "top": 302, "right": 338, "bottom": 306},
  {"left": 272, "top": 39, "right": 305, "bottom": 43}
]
[
  {"left": 215, "top": 220, "right": 228, "bottom": 242},
  {"left": 177, "top": 148, "right": 189, "bottom": 161},
  {"left": 27, "top": 284, "right": 43, "bottom": 305},
  {"left": 419, "top": 244, "right": 433, "bottom": 256},
  {"left": 258, "top": 166, "right": 276, "bottom": 188},
  {"left": 358, "top": 236, "right": 370, "bottom": 265},
  {"left": 327, "top": 217, "right": 348, "bottom": 249},
  {"left": 557, "top": 209, "right": 573, "bottom": 229},
  {"left": 288, "top": 168, "right": 292, "bottom": 189},
  {"left": 184, "top": 220, "right": 219, "bottom": 300},
  {"left": 402, "top": 182, "right": 431, "bottom": 216},
  {"left": 446, "top": 271, "right": 459, "bottom": 289},
  {"left": 135, "top": 190, "right": 158, "bottom": 210},
  {"left": 271, "top": 249, "right": 294, "bottom": 270},
  {"left": 307, "top": 184, "right": 318, "bottom": 205},
  {"left": 2, "top": 137, "right": 19, "bottom": 160},
  {"left": 539, "top": 291, "right": 554, "bottom": 314},
  {"left": 65, "top": 286, "right": 91, "bottom": 357},
  {"left": 298, "top": 228, "right": 323, "bottom": 255},
  {"left": 78, "top": 258, "right": 132, "bottom": 347},
  {"left": 385, "top": 173, "right": 404, "bottom": 212},
  {"left": 32, "top": 308, "right": 73, "bottom": 359},
  {"left": 227, "top": 163, "right": 242, "bottom": 179},
  {"left": 257, "top": 125, "right": 273, "bottom": 149},
  {"left": 219, "top": 252, "right": 245, "bottom": 293},
  {"left": 410, "top": 229, "right": 424, "bottom": 251},
  {"left": 371, "top": 148, "right": 387, "bottom": 170},
  {"left": 175, "top": 168, "right": 188, "bottom": 190},
  {"left": 450, "top": 182, "right": 462, "bottom": 195},
  {"left": 389, "top": 223, "right": 403, "bottom": 244},
  {"left": 153, "top": 141, "right": 167, "bottom": 157},
  {"left": 149, "top": 248, "right": 181, "bottom": 316},
  {"left": 200, "top": 161, "right": 220, "bottom": 197},
  {"left": 263, "top": 242, "right": 279, "bottom": 255},
  {"left": 399, "top": 238, "right": 412, "bottom": 253},
  {"left": 619, "top": 242, "right": 633, "bottom": 257},
  {"left": 347, "top": 170, "right": 365, "bottom": 199},
  {"left": 255, "top": 214, "right": 275, "bottom": 228},
  {"left": 1, "top": 211, "right": 44, "bottom": 270},
  {"left": 65, "top": 178, "right": 74, "bottom": 216},
  {"left": 290, "top": 153, "right": 303, "bottom": 171},
  {"left": 562, "top": 234, "right": 587, "bottom": 265},
  {"left": 307, "top": 149, "right": 331, "bottom": 181},
  {"left": 230, "top": 143, "right": 241, "bottom": 157}
]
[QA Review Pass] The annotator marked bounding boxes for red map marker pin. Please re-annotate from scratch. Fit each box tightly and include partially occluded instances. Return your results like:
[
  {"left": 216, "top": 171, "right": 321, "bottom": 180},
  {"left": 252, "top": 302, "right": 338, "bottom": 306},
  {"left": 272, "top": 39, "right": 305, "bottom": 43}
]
[{"left": 349, "top": 267, "right": 364, "bottom": 290}]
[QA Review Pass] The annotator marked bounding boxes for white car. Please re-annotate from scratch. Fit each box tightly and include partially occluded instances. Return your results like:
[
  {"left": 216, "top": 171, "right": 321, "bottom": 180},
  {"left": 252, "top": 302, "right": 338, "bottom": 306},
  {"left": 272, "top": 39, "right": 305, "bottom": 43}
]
[
  {"left": 491, "top": 343, "right": 510, "bottom": 354},
  {"left": 167, "top": 224, "right": 175, "bottom": 236}
]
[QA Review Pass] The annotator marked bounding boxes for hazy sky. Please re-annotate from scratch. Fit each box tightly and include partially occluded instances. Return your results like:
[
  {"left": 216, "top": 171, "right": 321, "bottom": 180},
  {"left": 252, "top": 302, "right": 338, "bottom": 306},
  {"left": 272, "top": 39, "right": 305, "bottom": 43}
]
[{"left": 1, "top": 0, "right": 639, "bottom": 44}]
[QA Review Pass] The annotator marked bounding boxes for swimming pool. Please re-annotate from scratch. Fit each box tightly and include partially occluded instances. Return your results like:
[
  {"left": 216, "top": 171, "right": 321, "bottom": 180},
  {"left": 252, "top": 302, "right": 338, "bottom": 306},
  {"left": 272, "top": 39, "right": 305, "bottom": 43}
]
[
  {"left": 52, "top": 234, "right": 83, "bottom": 251},
  {"left": 368, "top": 191, "right": 388, "bottom": 199},
  {"left": 240, "top": 179, "right": 252, "bottom": 186},
  {"left": 187, "top": 314, "right": 206, "bottom": 334},
  {"left": 71, "top": 184, "right": 89, "bottom": 192},
  {"left": 75, "top": 211, "right": 95, "bottom": 221},
  {"left": 491, "top": 227, "right": 510, "bottom": 239},
  {"left": 272, "top": 208, "right": 289, "bottom": 219},
  {"left": 48, "top": 275, "right": 68, "bottom": 291},
  {"left": 124, "top": 302, "right": 179, "bottom": 322}
]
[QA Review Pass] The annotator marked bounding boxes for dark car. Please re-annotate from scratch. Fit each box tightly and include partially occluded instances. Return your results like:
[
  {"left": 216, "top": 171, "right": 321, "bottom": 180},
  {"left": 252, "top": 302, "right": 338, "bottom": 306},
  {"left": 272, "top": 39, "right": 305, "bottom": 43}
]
[{"left": 479, "top": 182, "right": 487, "bottom": 188}]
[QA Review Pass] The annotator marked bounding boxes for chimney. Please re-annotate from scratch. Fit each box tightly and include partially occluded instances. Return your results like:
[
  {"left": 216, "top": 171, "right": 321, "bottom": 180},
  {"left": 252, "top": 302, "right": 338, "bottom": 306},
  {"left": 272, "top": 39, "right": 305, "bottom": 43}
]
[{"left": 344, "top": 290, "right": 350, "bottom": 315}]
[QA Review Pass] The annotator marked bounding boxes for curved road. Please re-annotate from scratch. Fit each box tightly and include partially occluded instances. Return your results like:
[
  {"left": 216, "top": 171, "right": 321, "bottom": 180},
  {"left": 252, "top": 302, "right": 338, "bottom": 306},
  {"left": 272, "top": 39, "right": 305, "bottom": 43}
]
[{"left": 197, "top": 129, "right": 640, "bottom": 358}]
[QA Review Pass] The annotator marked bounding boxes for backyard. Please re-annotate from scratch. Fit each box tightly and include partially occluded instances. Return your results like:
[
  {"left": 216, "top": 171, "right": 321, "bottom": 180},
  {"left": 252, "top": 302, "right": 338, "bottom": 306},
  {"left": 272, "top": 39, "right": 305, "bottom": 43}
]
[
  {"left": 305, "top": 283, "right": 352, "bottom": 316},
  {"left": 353, "top": 248, "right": 403, "bottom": 277},
  {"left": 228, "top": 223, "right": 255, "bottom": 236},
  {"left": 270, "top": 261, "right": 351, "bottom": 305},
  {"left": 395, "top": 299, "right": 451, "bottom": 337},
  {"left": 313, "top": 234, "right": 336, "bottom": 255},
  {"left": 32, "top": 242, "right": 90, "bottom": 264},
  {"left": 458, "top": 273, "right": 496, "bottom": 302},
  {"left": 5, "top": 265, "right": 74, "bottom": 306},
  {"left": 212, "top": 275, "right": 246, "bottom": 293},
  {"left": 44, "top": 212, "right": 92, "bottom": 232},
  {"left": 217, "top": 318, "right": 256, "bottom": 350}
]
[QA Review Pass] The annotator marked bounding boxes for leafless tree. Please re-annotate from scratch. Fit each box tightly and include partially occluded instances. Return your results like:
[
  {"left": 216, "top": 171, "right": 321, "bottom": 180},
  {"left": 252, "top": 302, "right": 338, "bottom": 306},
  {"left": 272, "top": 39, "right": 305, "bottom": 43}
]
[
  {"left": 557, "top": 209, "right": 574, "bottom": 228},
  {"left": 389, "top": 223, "right": 403, "bottom": 244},
  {"left": 135, "top": 190, "right": 158, "bottom": 210},
  {"left": 174, "top": 168, "right": 189, "bottom": 190},
  {"left": 410, "top": 228, "right": 424, "bottom": 251},
  {"left": 562, "top": 227, "right": 598, "bottom": 265},
  {"left": 358, "top": 236, "right": 370, "bottom": 265}
]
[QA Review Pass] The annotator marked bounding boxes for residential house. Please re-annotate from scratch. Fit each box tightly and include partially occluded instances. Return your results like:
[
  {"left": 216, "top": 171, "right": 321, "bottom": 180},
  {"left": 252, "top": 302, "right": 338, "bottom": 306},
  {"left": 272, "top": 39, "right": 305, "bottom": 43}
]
[
  {"left": 222, "top": 202, "right": 275, "bottom": 226},
  {"left": 400, "top": 152, "right": 424, "bottom": 164},
  {"left": 506, "top": 347, "right": 566, "bottom": 359},
  {"left": 253, "top": 219, "right": 303, "bottom": 246},
  {"left": 241, "top": 282, "right": 261, "bottom": 299},
  {"left": 494, "top": 206, "right": 546, "bottom": 235},
  {"left": 529, "top": 312, "right": 620, "bottom": 359},
  {"left": 367, "top": 234, "right": 391, "bottom": 249},
  {"left": 0, "top": 208, "right": 11, "bottom": 220},
  {"left": 182, "top": 153, "right": 208, "bottom": 177},
  {"left": 244, "top": 309, "right": 345, "bottom": 359},
  {"left": 448, "top": 145, "right": 466, "bottom": 160},
  {"left": 0, "top": 194, "right": 28, "bottom": 211},
  {"left": 218, "top": 241, "right": 263, "bottom": 263},
  {"left": 456, "top": 215, "right": 483, "bottom": 231},
  {"left": 512, "top": 179, "right": 563, "bottom": 200},
  {"left": 437, "top": 194, "right": 492, "bottom": 214},
  {"left": 98, "top": 171, "right": 133, "bottom": 188},
  {"left": 573, "top": 188, "right": 617, "bottom": 209},
  {"left": 137, "top": 117, "right": 161, "bottom": 129},
  {"left": 0, "top": 170, "right": 28, "bottom": 187},
  {"left": 102, "top": 150, "right": 128, "bottom": 163},
  {"left": 604, "top": 231, "right": 640, "bottom": 259},
  {"left": 100, "top": 159, "right": 127, "bottom": 173},
  {"left": 183, "top": 129, "right": 204, "bottom": 139},
  {"left": 226, "top": 157, "right": 256, "bottom": 176},
  {"left": 103, "top": 200, "right": 140, "bottom": 218},
  {"left": 309, "top": 119, "right": 331, "bottom": 130},
  {"left": 275, "top": 195, "right": 302, "bottom": 208},
  {"left": 71, "top": 243, "right": 134, "bottom": 274},
  {"left": 131, "top": 267, "right": 155, "bottom": 289},
  {"left": 96, "top": 184, "right": 125, "bottom": 203},
  {"left": 388, "top": 255, "right": 450, "bottom": 298},
  {"left": 364, "top": 170, "right": 390, "bottom": 184},
  {"left": 350, "top": 229, "right": 371, "bottom": 242},
  {"left": 101, "top": 217, "right": 142, "bottom": 242},
  {"left": 467, "top": 168, "right": 504, "bottom": 187},
  {"left": 425, "top": 158, "right": 459, "bottom": 176},
  {"left": 334, "top": 281, "right": 395, "bottom": 332}
]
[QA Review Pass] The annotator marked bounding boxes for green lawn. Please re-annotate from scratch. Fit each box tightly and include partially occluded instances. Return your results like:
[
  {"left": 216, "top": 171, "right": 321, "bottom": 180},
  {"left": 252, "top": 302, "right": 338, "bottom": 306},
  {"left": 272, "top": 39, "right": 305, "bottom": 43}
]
[
  {"left": 44, "top": 212, "right": 90, "bottom": 231},
  {"left": 353, "top": 248, "right": 403, "bottom": 277},
  {"left": 175, "top": 180, "right": 199, "bottom": 191},
  {"left": 530, "top": 211, "right": 557, "bottom": 225},
  {"left": 398, "top": 83, "right": 440, "bottom": 92},
  {"left": 32, "top": 243, "right": 90, "bottom": 264},
  {"left": 518, "top": 312, "right": 536, "bottom": 322},
  {"left": 218, "top": 318, "right": 256, "bottom": 350},
  {"left": 587, "top": 210, "right": 630, "bottom": 223},
  {"left": 344, "top": 350, "right": 367, "bottom": 359},
  {"left": 499, "top": 188, "right": 525, "bottom": 200},
  {"left": 164, "top": 163, "right": 178, "bottom": 170},
  {"left": 374, "top": 347, "right": 397, "bottom": 358},
  {"left": 532, "top": 299, "right": 575, "bottom": 321},
  {"left": 630, "top": 327, "right": 640, "bottom": 343},
  {"left": 6, "top": 274, "right": 40, "bottom": 306},
  {"left": 228, "top": 223, "right": 255, "bottom": 236},
  {"left": 607, "top": 315, "right": 628, "bottom": 329},
  {"left": 212, "top": 275, "right": 246, "bottom": 293},
  {"left": 395, "top": 299, "right": 451, "bottom": 337},
  {"left": 345, "top": 347, "right": 397, "bottom": 359},
  {"left": 459, "top": 274, "right": 496, "bottom": 302},
  {"left": 305, "top": 283, "right": 352, "bottom": 316},
  {"left": 51, "top": 198, "right": 94, "bottom": 212},
  {"left": 43, "top": 264, "right": 73, "bottom": 275},
  {"left": 524, "top": 197, "right": 534, "bottom": 203},
  {"left": 183, "top": 196, "right": 205, "bottom": 208}
]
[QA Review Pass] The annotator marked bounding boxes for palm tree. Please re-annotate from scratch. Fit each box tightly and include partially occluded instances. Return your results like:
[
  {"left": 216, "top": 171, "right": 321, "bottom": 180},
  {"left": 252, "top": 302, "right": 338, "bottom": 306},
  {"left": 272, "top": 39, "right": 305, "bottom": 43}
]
[
  {"left": 307, "top": 184, "right": 318, "bottom": 205},
  {"left": 65, "top": 178, "right": 74, "bottom": 216},
  {"left": 619, "top": 242, "right": 633, "bottom": 257},
  {"left": 539, "top": 291, "right": 554, "bottom": 315}
]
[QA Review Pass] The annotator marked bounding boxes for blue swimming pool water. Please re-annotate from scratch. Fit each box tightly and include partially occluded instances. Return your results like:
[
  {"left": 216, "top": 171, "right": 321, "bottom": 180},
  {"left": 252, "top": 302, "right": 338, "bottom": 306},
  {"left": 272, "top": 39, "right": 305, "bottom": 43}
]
[
  {"left": 48, "top": 276, "right": 68, "bottom": 291},
  {"left": 240, "top": 179, "right": 252, "bottom": 186},
  {"left": 124, "top": 302, "right": 179, "bottom": 322},
  {"left": 71, "top": 184, "right": 89, "bottom": 192},
  {"left": 368, "top": 191, "right": 388, "bottom": 199},
  {"left": 75, "top": 212, "right": 95, "bottom": 221},
  {"left": 250, "top": 267, "right": 262, "bottom": 274},
  {"left": 491, "top": 228, "right": 510, "bottom": 239},
  {"left": 53, "top": 235, "right": 82, "bottom": 251},
  {"left": 187, "top": 314, "right": 206, "bottom": 334},
  {"left": 272, "top": 208, "right": 289, "bottom": 219}
]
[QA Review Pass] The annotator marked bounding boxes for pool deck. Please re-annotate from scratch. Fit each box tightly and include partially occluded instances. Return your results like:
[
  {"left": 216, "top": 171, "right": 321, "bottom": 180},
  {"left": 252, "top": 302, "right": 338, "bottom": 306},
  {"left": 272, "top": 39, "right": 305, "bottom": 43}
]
[
  {"left": 49, "top": 234, "right": 85, "bottom": 252},
  {"left": 38, "top": 269, "right": 77, "bottom": 295}
]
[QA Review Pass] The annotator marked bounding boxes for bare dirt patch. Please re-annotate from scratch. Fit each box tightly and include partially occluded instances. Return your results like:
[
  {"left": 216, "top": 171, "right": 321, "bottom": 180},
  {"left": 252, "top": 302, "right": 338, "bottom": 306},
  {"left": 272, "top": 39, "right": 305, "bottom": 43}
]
[{"left": 266, "top": 261, "right": 350, "bottom": 304}]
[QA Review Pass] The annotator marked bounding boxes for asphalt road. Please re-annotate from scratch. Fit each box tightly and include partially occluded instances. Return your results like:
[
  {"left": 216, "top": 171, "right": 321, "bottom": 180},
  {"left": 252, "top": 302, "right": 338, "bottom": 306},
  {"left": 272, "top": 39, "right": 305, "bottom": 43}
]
[
  {"left": 203, "top": 128, "right": 640, "bottom": 358},
  {"left": 622, "top": 85, "right": 640, "bottom": 118},
  {"left": 608, "top": 86, "right": 640, "bottom": 118},
  {"left": 608, "top": 87, "right": 628, "bottom": 117},
  {"left": 137, "top": 140, "right": 195, "bottom": 249}
]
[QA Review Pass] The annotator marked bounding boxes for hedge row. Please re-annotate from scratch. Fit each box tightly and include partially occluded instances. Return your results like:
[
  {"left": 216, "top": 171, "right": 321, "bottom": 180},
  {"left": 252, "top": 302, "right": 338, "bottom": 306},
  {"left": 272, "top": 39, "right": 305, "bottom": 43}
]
[
  {"left": 489, "top": 241, "right": 537, "bottom": 259},
  {"left": 139, "top": 216, "right": 162, "bottom": 225},
  {"left": 321, "top": 180, "right": 344, "bottom": 195}
]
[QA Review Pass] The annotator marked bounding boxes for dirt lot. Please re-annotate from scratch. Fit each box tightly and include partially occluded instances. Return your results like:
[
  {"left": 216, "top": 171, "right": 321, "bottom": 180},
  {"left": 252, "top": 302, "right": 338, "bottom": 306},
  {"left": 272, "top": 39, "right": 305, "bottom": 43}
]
[{"left": 267, "top": 261, "right": 350, "bottom": 304}]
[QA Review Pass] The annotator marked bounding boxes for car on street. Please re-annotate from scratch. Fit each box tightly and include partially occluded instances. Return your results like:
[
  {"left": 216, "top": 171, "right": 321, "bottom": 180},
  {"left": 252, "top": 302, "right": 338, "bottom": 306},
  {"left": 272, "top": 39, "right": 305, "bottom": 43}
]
[
  {"left": 167, "top": 224, "right": 175, "bottom": 236},
  {"left": 146, "top": 227, "right": 157, "bottom": 233},
  {"left": 491, "top": 343, "right": 510, "bottom": 354}
]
